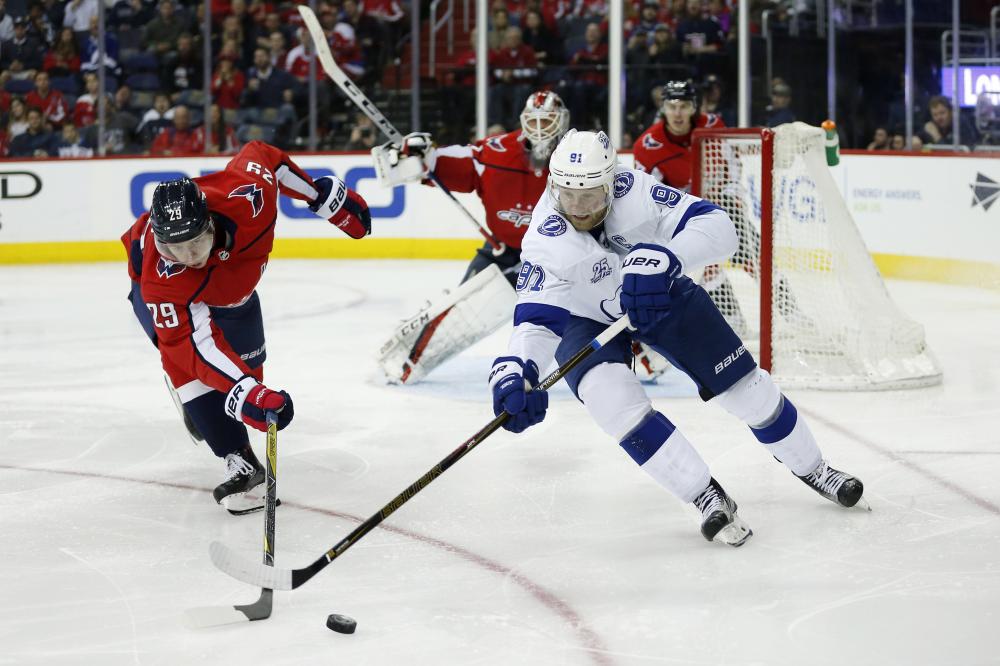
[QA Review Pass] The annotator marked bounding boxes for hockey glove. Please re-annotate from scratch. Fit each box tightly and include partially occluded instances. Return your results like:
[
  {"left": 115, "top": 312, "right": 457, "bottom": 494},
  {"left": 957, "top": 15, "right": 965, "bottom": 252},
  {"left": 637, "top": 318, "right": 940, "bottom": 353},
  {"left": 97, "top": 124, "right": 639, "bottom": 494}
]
[
  {"left": 309, "top": 175, "right": 371, "bottom": 239},
  {"left": 400, "top": 132, "right": 434, "bottom": 161},
  {"left": 489, "top": 356, "right": 548, "bottom": 433},
  {"left": 225, "top": 376, "right": 295, "bottom": 432},
  {"left": 620, "top": 243, "right": 683, "bottom": 337}
]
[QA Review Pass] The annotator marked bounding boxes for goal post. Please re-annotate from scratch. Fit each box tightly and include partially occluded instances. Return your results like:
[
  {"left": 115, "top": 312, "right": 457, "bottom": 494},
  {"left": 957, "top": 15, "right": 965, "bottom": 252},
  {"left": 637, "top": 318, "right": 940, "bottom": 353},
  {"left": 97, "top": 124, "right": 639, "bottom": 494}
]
[{"left": 691, "top": 122, "right": 941, "bottom": 390}]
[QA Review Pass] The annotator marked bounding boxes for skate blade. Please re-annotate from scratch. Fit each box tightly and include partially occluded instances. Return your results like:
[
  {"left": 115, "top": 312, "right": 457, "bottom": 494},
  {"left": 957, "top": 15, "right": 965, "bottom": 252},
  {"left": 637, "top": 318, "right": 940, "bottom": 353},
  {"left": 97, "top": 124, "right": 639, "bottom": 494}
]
[
  {"left": 222, "top": 494, "right": 281, "bottom": 516},
  {"left": 716, "top": 514, "right": 753, "bottom": 547},
  {"left": 851, "top": 496, "right": 872, "bottom": 512}
]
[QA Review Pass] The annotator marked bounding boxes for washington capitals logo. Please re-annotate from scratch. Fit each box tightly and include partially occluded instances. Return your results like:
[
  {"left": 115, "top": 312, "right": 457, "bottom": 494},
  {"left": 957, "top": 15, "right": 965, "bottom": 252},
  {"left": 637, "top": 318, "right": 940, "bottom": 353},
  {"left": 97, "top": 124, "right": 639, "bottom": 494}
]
[
  {"left": 228, "top": 183, "right": 265, "bottom": 218},
  {"left": 970, "top": 172, "right": 1000, "bottom": 212},
  {"left": 156, "top": 257, "right": 187, "bottom": 278},
  {"left": 642, "top": 134, "right": 663, "bottom": 150},
  {"left": 486, "top": 136, "right": 507, "bottom": 152}
]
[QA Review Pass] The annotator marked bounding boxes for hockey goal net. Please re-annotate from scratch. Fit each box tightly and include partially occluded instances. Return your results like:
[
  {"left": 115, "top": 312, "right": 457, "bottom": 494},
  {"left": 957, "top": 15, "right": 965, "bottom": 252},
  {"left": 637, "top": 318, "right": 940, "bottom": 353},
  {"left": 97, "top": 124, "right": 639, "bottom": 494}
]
[{"left": 691, "top": 122, "right": 941, "bottom": 390}]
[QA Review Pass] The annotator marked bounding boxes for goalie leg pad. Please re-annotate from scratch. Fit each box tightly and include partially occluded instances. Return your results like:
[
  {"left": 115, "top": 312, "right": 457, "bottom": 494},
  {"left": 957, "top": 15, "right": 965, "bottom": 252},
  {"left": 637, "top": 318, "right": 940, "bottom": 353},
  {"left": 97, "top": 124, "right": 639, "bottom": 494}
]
[{"left": 378, "top": 264, "right": 517, "bottom": 384}]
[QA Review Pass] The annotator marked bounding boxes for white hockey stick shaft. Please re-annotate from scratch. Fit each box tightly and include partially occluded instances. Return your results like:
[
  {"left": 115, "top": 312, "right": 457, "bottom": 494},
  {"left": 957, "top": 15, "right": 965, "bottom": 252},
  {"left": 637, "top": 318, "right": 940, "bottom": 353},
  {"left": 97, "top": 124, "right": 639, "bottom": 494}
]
[{"left": 297, "top": 4, "right": 506, "bottom": 253}]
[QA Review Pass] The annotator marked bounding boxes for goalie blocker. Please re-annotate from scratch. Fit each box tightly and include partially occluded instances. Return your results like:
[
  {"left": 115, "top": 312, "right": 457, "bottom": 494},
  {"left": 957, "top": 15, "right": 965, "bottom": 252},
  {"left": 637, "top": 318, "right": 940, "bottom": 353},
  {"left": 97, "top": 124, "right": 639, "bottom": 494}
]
[{"left": 378, "top": 264, "right": 517, "bottom": 384}]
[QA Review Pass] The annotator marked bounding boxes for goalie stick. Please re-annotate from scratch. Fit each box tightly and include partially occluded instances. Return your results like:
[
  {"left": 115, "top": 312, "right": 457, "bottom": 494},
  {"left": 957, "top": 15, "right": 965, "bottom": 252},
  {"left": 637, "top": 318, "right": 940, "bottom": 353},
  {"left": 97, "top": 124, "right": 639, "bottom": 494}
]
[
  {"left": 209, "top": 315, "right": 633, "bottom": 591},
  {"left": 296, "top": 4, "right": 506, "bottom": 255},
  {"left": 186, "top": 412, "right": 279, "bottom": 627}
]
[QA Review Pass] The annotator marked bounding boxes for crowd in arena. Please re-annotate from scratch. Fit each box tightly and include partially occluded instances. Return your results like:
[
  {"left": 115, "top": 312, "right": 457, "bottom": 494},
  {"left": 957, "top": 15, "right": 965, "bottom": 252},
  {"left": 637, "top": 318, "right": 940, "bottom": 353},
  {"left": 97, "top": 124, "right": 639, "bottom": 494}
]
[{"left": 0, "top": 0, "right": 993, "bottom": 158}]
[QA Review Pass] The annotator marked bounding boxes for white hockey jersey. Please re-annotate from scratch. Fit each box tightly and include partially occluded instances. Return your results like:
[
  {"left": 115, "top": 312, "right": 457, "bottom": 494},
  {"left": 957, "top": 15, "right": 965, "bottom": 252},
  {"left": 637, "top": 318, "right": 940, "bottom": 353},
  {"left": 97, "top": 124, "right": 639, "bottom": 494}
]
[{"left": 507, "top": 165, "right": 739, "bottom": 371}]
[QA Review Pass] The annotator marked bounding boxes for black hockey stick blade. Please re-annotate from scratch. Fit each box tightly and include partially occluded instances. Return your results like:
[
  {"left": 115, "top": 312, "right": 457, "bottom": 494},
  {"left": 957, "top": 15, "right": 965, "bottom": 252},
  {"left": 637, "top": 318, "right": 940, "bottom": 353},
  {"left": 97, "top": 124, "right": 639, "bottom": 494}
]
[{"left": 209, "top": 317, "right": 631, "bottom": 591}]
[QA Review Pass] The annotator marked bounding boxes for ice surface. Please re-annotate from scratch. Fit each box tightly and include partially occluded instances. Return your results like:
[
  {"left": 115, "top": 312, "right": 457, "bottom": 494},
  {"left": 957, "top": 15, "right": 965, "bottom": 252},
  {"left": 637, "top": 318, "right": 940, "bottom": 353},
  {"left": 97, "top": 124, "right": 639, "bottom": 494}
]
[{"left": 1, "top": 259, "right": 997, "bottom": 665}]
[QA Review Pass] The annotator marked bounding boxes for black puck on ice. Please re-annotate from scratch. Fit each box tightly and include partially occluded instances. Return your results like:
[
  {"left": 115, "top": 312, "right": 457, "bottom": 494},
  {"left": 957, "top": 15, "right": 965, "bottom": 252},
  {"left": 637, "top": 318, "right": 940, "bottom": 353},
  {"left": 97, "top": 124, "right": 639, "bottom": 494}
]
[{"left": 326, "top": 613, "right": 357, "bottom": 634}]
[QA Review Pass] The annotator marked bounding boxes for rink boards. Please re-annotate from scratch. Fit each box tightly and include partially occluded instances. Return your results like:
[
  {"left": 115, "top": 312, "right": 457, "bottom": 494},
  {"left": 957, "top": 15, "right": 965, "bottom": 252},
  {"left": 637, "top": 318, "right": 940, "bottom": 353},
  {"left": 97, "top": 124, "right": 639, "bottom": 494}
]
[{"left": 0, "top": 150, "right": 997, "bottom": 288}]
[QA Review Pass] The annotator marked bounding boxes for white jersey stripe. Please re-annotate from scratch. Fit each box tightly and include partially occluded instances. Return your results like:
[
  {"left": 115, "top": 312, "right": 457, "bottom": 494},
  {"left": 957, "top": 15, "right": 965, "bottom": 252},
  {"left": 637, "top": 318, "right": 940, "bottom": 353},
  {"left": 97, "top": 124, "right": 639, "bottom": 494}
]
[
  {"left": 189, "top": 301, "right": 245, "bottom": 382},
  {"left": 275, "top": 164, "right": 317, "bottom": 201}
]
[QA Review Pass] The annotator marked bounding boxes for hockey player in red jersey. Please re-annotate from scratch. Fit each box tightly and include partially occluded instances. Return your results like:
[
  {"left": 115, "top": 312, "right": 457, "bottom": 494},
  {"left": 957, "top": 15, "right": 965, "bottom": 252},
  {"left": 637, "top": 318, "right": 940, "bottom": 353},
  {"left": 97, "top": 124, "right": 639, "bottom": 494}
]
[
  {"left": 633, "top": 79, "right": 749, "bottom": 336},
  {"left": 633, "top": 79, "right": 725, "bottom": 192},
  {"left": 122, "top": 140, "right": 370, "bottom": 514},
  {"left": 372, "top": 91, "right": 570, "bottom": 383}
]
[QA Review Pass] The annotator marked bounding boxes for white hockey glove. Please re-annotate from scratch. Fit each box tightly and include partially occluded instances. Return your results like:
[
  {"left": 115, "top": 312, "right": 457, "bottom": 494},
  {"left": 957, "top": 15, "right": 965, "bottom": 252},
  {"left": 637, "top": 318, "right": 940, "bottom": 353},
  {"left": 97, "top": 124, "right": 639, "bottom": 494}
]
[{"left": 371, "top": 132, "right": 437, "bottom": 188}]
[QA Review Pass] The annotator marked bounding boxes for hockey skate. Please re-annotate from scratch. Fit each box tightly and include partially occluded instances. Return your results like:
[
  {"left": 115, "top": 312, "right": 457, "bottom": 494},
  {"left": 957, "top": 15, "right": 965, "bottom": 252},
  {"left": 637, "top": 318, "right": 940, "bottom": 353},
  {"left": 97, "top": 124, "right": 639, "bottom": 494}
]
[
  {"left": 798, "top": 460, "right": 870, "bottom": 510},
  {"left": 692, "top": 478, "right": 753, "bottom": 547},
  {"left": 213, "top": 445, "right": 269, "bottom": 515}
]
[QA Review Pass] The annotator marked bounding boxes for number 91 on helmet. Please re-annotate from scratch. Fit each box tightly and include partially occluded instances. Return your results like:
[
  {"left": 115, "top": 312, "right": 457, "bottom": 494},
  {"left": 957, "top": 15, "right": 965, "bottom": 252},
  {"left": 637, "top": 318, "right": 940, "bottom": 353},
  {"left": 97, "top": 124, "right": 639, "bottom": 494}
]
[{"left": 547, "top": 129, "right": 618, "bottom": 231}]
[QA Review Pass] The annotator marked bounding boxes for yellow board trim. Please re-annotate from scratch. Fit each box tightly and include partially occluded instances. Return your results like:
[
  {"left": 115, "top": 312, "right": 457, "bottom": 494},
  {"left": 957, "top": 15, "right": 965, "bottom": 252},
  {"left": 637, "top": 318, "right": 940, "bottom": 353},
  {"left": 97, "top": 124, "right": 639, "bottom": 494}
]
[{"left": 1, "top": 241, "right": 998, "bottom": 290}]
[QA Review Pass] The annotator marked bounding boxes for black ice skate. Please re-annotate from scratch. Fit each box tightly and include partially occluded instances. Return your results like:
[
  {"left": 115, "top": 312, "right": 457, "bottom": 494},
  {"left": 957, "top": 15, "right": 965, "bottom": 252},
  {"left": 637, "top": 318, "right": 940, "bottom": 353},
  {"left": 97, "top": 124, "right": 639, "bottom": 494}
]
[
  {"left": 798, "top": 460, "right": 869, "bottom": 510},
  {"left": 213, "top": 445, "right": 267, "bottom": 515},
  {"left": 692, "top": 478, "right": 753, "bottom": 547}
]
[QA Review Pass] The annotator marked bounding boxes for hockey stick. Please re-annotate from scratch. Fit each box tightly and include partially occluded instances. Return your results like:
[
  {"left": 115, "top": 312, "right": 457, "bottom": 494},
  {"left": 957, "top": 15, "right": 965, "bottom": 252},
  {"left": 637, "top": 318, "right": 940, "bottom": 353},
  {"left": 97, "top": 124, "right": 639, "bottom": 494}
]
[
  {"left": 185, "top": 412, "right": 279, "bottom": 626},
  {"left": 210, "top": 315, "right": 632, "bottom": 591},
  {"left": 296, "top": 4, "right": 506, "bottom": 254}
]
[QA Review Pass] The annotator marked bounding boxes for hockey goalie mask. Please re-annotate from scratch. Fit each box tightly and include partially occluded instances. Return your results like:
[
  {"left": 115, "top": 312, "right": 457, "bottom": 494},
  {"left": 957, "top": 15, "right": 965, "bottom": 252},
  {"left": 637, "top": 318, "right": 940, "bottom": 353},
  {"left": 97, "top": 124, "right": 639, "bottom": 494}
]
[
  {"left": 520, "top": 91, "right": 570, "bottom": 165},
  {"left": 547, "top": 129, "right": 618, "bottom": 231}
]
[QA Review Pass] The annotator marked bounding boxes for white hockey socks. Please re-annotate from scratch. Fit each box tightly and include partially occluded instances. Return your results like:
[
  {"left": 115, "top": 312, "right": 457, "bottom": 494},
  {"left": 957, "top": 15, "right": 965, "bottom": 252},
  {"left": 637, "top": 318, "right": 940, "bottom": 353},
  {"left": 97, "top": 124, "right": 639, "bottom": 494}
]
[{"left": 620, "top": 411, "right": 712, "bottom": 503}]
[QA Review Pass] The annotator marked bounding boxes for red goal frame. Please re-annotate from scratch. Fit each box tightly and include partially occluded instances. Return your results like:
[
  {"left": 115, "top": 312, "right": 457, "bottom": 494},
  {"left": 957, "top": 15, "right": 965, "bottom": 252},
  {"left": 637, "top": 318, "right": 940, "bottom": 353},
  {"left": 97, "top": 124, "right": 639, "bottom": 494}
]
[{"left": 691, "top": 127, "right": 775, "bottom": 372}]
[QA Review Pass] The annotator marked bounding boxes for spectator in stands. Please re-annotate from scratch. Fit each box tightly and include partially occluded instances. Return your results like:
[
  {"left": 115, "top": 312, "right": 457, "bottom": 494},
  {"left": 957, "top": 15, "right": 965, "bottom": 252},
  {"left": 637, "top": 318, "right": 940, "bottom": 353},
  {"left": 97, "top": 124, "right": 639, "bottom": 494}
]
[
  {"left": 889, "top": 133, "right": 923, "bottom": 151},
  {"left": 1, "top": 17, "right": 44, "bottom": 76},
  {"left": 520, "top": 8, "right": 562, "bottom": 68},
  {"left": 330, "top": 22, "right": 365, "bottom": 80},
  {"left": 53, "top": 122, "right": 94, "bottom": 156},
  {"left": 489, "top": 26, "right": 537, "bottom": 129},
  {"left": 150, "top": 103, "right": 200, "bottom": 155},
  {"left": 676, "top": 0, "right": 723, "bottom": 57},
  {"left": 144, "top": 0, "right": 188, "bottom": 56},
  {"left": 8, "top": 107, "right": 55, "bottom": 156},
  {"left": 707, "top": 0, "right": 730, "bottom": 35},
  {"left": 5, "top": 96, "right": 29, "bottom": 139},
  {"left": 137, "top": 91, "right": 174, "bottom": 144},
  {"left": 866, "top": 126, "right": 889, "bottom": 151},
  {"left": 242, "top": 46, "right": 297, "bottom": 110},
  {"left": 487, "top": 7, "right": 510, "bottom": 50},
  {"left": 162, "top": 31, "right": 202, "bottom": 95},
  {"left": 362, "top": 0, "right": 404, "bottom": 70},
  {"left": 250, "top": 12, "right": 284, "bottom": 53},
  {"left": 202, "top": 103, "right": 238, "bottom": 154},
  {"left": 101, "top": 83, "right": 140, "bottom": 153},
  {"left": 62, "top": 0, "right": 98, "bottom": 46},
  {"left": 212, "top": 55, "right": 245, "bottom": 110},
  {"left": 81, "top": 14, "right": 121, "bottom": 78},
  {"left": 0, "top": 0, "right": 14, "bottom": 42},
  {"left": 918, "top": 95, "right": 980, "bottom": 148},
  {"left": 440, "top": 26, "right": 477, "bottom": 143},
  {"left": 26, "top": 70, "right": 69, "bottom": 128},
  {"left": 764, "top": 81, "right": 795, "bottom": 127},
  {"left": 630, "top": 1, "right": 663, "bottom": 39},
  {"left": 338, "top": 0, "right": 379, "bottom": 85},
  {"left": 217, "top": 16, "right": 249, "bottom": 68},
  {"left": 25, "top": 1, "right": 55, "bottom": 46},
  {"left": 42, "top": 27, "right": 81, "bottom": 77},
  {"left": 267, "top": 29, "right": 287, "bottom": 70},
  {"left": 73, "top": 71, "right": 111, "bottom": 127},
  {"left": 567, "top": 22, "right": 608, "bottom": 127},
  {"left": 700, "top": 73, "right": 733, "bottom": 126},
  {"left": 343, "top": 112, "right": 377, "bottom": 150},
  {"left": 110, "top": 0, "right": 155, "bottom": 30}
]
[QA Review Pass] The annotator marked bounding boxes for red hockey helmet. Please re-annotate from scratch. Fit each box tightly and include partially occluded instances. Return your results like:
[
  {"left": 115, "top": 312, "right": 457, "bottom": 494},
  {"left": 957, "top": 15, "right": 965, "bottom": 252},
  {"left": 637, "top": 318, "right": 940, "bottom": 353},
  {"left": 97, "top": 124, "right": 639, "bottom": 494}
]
[{"left": 520, "top": 90, "right": 570, "bottom": 161}]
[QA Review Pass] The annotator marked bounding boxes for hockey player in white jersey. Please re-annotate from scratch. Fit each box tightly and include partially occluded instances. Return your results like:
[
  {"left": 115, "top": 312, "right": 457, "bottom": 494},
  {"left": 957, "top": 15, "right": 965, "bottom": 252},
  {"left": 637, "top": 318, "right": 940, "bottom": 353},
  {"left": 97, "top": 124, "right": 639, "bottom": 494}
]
[{"left": 488, "top": 129, "right": 867, "bottom": 546}]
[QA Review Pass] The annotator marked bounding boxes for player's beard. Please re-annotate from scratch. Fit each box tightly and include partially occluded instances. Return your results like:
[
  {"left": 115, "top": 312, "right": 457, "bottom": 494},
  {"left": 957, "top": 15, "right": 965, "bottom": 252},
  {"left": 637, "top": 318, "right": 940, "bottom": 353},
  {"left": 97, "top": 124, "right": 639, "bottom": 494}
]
[{"left": 566, "top": 206, "right": 610, "bottom": 232}]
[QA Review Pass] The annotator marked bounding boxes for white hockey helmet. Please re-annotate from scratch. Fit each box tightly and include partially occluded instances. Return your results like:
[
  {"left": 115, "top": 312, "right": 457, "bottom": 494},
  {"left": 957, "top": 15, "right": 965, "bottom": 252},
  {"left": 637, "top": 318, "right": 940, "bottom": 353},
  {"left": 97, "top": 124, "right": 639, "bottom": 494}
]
[
  {"left": 547, "top": 129, "right": 618, "bottom": 231},
  {"left": 519, "top": 90, "right": 570, "bottom": 163}
]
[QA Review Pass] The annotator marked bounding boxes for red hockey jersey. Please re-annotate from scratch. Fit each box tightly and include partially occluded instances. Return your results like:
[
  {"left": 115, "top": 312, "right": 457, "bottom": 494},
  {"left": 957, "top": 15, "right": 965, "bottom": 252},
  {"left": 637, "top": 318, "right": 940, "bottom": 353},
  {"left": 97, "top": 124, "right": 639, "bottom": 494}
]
[
  {"left": 430, "top": 129, "right": 548, "bottom": 250},
  {"left": 632, "top": 113, "right": 724, "bottom": 191},
  {"left": 122, "top": 141, "right": 326, "bottom": 395}
]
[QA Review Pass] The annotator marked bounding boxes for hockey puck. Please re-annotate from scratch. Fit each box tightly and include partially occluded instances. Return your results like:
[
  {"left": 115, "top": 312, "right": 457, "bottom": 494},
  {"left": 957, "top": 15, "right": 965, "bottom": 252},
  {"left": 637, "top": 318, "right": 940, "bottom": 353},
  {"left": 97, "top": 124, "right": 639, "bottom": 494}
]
[{"left": 326, "top": 613, "right": 357, "bottom": 634}]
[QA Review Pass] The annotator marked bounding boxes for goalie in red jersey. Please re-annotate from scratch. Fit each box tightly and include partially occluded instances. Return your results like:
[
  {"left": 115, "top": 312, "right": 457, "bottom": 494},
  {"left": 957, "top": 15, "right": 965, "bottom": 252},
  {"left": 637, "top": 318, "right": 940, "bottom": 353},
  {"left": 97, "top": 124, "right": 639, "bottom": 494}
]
[
  {"left": 371, "top": 90, "right": 570, "bottom": 384},
  {"left": 122, "top": 140, "right": 370, "bottom": 514}
]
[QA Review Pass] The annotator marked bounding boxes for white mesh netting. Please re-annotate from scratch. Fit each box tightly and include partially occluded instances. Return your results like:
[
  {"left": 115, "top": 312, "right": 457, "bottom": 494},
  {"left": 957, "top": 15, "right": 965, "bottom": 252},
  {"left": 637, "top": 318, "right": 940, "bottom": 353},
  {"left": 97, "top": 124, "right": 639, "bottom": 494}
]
[{"left": 696, "top": 122, "right": 941, "bottom": 390}]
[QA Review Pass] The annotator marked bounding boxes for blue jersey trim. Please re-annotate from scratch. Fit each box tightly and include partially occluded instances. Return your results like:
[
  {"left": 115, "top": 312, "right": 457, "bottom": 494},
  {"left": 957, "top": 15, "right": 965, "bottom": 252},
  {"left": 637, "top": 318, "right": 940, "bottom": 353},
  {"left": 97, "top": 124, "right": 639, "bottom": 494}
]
[
  {"left": 619, "top": 411, "right": 676, "bottom": 465},
  {"left": 751, "top": 396, "right": 798, "bottom": 444},
  {"left": 514, "top": 303, "right": 570, "bottom": 336},
  {"left": 671, "top": 200, "right": 722, "bottom": 238}
]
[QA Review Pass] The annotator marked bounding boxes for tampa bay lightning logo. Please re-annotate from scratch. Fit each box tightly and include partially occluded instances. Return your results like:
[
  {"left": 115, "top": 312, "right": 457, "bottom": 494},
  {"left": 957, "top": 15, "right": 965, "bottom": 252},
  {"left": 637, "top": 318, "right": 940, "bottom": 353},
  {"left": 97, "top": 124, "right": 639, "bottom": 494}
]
[
  {"left": 538, "top": 214, "right": 567, "bottom": 237},
  {"left": 156, "top": 257, "right": 187, "bottom": 278},
  {"left": 642, "top": 134, "right": 663, "bottom": 150},
  {"left": 610, "top": 234, "right": 633, "bottom": 249},
  {"left": 599, "top": 284, "right": 625, "bottom": 322},
  {"left": 613, "top": 172, "right": 634, "bottom": 199},
  {"left": 228, "top": 183, "right": 265, "bottom": 218}
]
